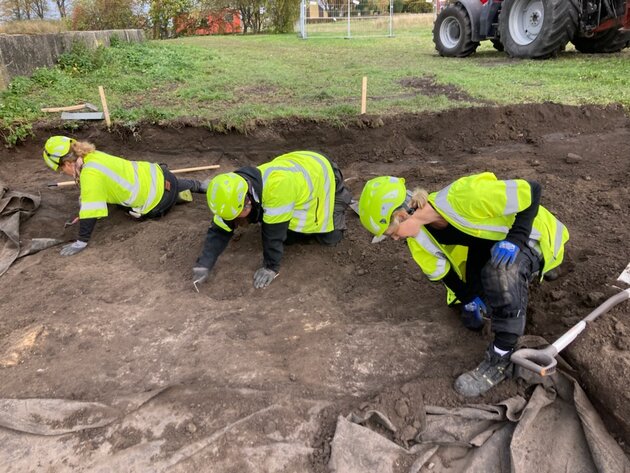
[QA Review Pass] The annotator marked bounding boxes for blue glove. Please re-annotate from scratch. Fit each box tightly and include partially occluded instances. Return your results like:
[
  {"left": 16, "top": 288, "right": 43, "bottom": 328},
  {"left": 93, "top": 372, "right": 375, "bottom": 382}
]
[
  {"left": 461, "top": 297, "right": 487, "bottom": 330},
  {"left": 490, "top": 240, "right": 519, "bottom": 268}
]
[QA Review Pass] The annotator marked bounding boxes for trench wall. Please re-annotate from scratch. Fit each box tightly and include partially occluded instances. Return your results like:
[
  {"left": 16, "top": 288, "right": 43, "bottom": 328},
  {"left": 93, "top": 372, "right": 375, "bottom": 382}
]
[{"left": 0, "top": 29, "right": 144, "bottom": 89}]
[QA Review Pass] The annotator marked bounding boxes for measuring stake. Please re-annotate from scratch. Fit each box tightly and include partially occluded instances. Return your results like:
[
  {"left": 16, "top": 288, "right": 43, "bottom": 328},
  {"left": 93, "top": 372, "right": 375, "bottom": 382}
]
[
  {"left": 361, "top": 76, "right": 368, "bottom": 114},
  {"left": 98, "top": 86, "right": 111, "bottom": 128}
]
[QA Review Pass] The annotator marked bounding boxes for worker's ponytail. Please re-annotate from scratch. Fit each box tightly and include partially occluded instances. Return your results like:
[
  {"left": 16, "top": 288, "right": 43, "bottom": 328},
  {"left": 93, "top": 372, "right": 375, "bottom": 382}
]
[
  {"left": 409, "top": 187, "right": 428, "bottom": 210},
  {"left": 70, "top": 140, "right": 96, "bottom": 160}
]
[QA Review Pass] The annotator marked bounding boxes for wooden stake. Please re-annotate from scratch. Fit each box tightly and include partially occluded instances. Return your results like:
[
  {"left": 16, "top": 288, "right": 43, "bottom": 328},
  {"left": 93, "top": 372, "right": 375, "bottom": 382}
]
[
  {"left": 98, "top": 86, "right": 111, "bottom": 128},
  {"left": 171, "top": 165, "right": 221, "bottom": 174},
  {"left": 48, "top": 164, "right": 221, "bottom": 187},
  {"left": 41, "top": 104, "right": 89, "bottom": 113},
  {"left": 360, "top": 76, "right": 368, "bottom": 114}
]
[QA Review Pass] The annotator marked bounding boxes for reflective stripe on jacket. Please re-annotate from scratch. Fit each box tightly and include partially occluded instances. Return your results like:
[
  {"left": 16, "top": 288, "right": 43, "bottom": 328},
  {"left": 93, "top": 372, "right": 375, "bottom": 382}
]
[
  {"left": 257, "top": 151, "right": 335, "bottom": 234},
  {"left": 78, "top": 150, "right": 164, "bottom": 219},
  {"left": 407, "top": 172, "right": 569, "bottom": 286}
]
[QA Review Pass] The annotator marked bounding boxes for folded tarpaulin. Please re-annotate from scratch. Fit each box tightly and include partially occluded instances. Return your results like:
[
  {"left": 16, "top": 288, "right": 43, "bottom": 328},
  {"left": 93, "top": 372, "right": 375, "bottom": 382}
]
[
  {"left": 0, "top": 182, "right": 63, "bottom": 277},
  {"left": 329, "top": 368, "right": 630, "bottom": 473}
]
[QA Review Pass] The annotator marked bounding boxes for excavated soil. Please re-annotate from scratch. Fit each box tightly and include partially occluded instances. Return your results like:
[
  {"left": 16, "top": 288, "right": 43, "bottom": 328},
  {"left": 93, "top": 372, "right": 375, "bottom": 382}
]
[{"left": 1, "top": 102, "right": 630, "bottom": 471}]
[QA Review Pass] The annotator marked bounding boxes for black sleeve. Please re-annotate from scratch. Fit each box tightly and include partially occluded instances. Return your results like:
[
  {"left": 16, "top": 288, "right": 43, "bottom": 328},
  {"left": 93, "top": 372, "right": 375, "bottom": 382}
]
[
  {"left": 261, "top": 221, "right": 290, "bottom": 272},
  {"left": 195, "top": 224, "right": 233, "bottom": 270},
  {"left": 441, "top": 268, "right": 476, "bottom": 306},
  {"left": 78, "top": 218, "right": 97, "bottom": 242},
  {"left": 506, "top": 180, "right": 541, "bottom": 249}
]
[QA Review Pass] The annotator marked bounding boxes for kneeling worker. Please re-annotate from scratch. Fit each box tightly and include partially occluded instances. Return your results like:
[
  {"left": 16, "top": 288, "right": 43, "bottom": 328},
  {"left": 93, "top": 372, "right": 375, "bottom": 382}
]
[
  {"left": 357, "top": 172, "right": 569, "bottom": 397},
  {"left": 43, "top": 136, "right": 207, "bottom": 256},
  {"left": 192, "top": 150, "right": 352, "bottom": 290}
]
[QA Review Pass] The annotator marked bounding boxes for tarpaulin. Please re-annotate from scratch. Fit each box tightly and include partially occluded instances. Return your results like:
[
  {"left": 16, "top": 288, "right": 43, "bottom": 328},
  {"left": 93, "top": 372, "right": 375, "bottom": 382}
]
[
  {"left": 329, "top": 369, "right": 630, "bottom": 473},
  {"left": 0, "top": 181, "right": 62, "bottom": 277}
]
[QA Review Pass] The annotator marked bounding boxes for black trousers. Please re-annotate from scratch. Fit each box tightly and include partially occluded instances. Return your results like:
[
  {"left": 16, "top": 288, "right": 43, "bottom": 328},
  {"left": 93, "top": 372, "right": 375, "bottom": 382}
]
[{"left": 481, "top": 244, "right": 542, "bottom": 350}]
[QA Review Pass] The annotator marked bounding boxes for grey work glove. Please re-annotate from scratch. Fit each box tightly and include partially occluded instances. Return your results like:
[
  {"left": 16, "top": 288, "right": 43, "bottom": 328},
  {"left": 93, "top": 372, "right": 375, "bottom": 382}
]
[
  {"left": 60, "top": 240, "right": 87, "bottom": 256},
  {"left": 192, "top": 266, "right": 210, "bottom": 292},
  {"left": 253, "top": 267, "right": 278, "bottom": 289}
]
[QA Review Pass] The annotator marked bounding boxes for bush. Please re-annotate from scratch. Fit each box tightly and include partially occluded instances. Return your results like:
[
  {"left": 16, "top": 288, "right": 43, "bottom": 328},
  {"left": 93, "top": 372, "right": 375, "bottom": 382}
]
[
  {"left": 57, "top": 40, "right": 108, "bottom": 75},
  {"left": 0, "top": 78, "right": 36, "bottom": 147}
]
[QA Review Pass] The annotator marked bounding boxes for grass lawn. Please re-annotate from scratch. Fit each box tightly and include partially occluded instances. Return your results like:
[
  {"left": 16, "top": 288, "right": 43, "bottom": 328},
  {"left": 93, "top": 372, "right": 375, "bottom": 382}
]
[{"left": 1, "top": 15, "right": 629, "bottom": 146}]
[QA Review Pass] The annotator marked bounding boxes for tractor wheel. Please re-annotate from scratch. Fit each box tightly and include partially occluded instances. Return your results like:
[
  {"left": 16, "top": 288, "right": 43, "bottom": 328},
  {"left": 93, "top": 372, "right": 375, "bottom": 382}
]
[
  {"left": 491, "top": 38, "right": 504, "bottom": 52},
  {"left": 498, "top": 0, "right": 578, "bottom": 59},
  {"left": 572, "top": 29, "right": 630, "bottom": 54},
  {"left": 432, "top": 4, "right": 480, "bottom": 58}
]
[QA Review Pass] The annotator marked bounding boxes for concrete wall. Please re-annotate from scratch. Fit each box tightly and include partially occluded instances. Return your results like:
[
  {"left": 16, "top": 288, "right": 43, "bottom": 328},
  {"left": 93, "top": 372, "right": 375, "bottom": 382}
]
[{"left": 0, "top": 29, "right": 145, "bottom": 89}]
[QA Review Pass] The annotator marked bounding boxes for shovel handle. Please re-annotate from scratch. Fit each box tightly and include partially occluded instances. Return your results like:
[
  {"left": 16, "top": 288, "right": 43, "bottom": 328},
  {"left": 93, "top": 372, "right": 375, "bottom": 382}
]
[
  {"left": 511, "top": 345, "right": 559, "bottom": 376},
  {"left": 511, "top": 287, "right": 630, "bottom": 376}
]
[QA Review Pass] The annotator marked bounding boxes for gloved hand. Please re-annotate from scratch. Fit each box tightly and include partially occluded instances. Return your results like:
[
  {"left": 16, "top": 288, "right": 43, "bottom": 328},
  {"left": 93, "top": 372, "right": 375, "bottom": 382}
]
[
  {"left": 192, "top": 266, "right": 210, "bottom": 291},
  {"left": 490, "top": 240, "right": 519, "bottom": 268},
  {"left": 253, "top": 267, "right": 278, "bottom": 289},
  {"left": 461, "top": 296, "right": 487, "bottom": 331},
  {"left": 60, "top": 240, "right": 87, "bottom": 256}
]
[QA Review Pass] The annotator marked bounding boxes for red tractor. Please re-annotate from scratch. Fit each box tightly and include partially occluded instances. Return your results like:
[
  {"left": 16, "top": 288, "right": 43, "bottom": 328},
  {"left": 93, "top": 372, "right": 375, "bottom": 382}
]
[{"left": 433, "top": 0, "right": 630, "bottom": 58}]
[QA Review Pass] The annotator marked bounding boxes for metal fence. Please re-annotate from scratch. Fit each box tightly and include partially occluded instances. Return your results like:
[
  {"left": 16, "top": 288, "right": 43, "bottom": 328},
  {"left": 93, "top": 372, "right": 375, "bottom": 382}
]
[{"left": 298, "top": 0, "right": 395, "bottom": 38}]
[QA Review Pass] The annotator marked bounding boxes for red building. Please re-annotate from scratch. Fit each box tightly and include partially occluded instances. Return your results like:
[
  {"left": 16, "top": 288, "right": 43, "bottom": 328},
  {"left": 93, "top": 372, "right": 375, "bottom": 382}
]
[{"left": 176, "top": 9, "right": 242, "bottom": 36}]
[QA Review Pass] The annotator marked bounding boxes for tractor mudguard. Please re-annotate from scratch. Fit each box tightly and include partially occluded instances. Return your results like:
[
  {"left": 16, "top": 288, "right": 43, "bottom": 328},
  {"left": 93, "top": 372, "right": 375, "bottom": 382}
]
[{"left": 455, "top": 0, "right": 489, "bottom": 41}]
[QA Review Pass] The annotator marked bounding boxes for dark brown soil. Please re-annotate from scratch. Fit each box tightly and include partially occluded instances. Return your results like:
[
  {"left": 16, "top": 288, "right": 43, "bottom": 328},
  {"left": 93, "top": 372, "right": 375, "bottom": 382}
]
[{"left": 1, "top": 102, "right": 629, "bottom": 471}]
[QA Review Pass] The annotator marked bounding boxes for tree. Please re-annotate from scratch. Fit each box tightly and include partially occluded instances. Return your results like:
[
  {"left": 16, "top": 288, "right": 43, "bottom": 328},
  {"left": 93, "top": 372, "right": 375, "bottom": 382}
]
[
  {"left": 55, "top": 0, "right": 69, "bottom": 17},
  {"left": 0, "top": 0, "right": 30, "bottom": 20},
  {"left": 72, "top": 0, "right": 140, "bottom": 29},
  {"left": 233, "top": 0, "right": 266, "bottom": 33},
  {"left": 268, "top": 0, "right": 299, "bottom": 33},
  {"left": 149, "top": 0, "right": 193, "bottom": 38},
  {"left": 30, "top": 0, "right": 47, "bottom": 18}
]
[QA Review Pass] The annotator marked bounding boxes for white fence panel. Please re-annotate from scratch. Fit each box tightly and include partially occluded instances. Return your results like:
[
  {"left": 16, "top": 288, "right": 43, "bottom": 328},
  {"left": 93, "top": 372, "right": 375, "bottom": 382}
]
[{"left": 299, "top": 0, "right": 394, "bottom": 38}]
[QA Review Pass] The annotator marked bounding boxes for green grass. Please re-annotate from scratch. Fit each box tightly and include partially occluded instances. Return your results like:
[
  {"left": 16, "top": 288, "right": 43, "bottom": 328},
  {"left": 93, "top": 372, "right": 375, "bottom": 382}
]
[{"left": 1, "top": 17, "right": 629, "bottom": 146}]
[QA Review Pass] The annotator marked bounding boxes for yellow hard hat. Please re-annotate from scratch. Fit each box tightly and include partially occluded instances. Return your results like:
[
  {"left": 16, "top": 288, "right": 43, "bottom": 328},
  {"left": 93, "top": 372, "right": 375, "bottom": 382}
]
[
  {"left": 206, "top": 172, "right": 248, "bottom": 220},
  {"left": 358, "top": 176, "right": 407, "bottom": 236},
  {"left": 43, "top": 136, "right": 75, "bottom": 171}
]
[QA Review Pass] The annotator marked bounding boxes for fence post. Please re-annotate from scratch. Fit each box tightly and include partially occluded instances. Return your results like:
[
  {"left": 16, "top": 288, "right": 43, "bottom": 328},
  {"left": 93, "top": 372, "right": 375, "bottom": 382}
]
[
  {"left": 389, "top": 0, "right": 394, "bottom": 37},
  {"left": 299, "top": 0, "right": 306, "bottom": 38},
  {"left": 347, "top": 0, "right": 351, "bottom": 38}
]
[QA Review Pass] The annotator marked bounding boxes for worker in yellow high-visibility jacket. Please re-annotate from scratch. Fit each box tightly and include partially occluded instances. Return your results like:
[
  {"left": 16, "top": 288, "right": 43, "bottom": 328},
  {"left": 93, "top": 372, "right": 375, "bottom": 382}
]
[
  {"left": 192, "top": 151, "right": 353, "bottom": 290},
  {"left": 358, "top": 172, "right": 569, "bottom": 397},
  {"left": 43, "top": 136, "right": 207, "bottom": 256}
]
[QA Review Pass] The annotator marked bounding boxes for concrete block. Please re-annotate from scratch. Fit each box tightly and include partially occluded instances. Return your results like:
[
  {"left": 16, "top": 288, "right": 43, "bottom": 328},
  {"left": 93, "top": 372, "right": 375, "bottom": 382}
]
[{"left": 0, "top": 29, "right": 145, "bottom": 90}]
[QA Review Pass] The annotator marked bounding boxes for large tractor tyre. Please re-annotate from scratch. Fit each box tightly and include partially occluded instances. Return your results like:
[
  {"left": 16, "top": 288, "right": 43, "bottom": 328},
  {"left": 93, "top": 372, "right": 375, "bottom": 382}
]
[
  {"left": 498, "top": 0, "right": 578, "bottom": 59},
  {"left": 432, "top": 4, "right": 480, "bottom": 58},
  {"left": 572, "top": 29, "right": 630, "bottom": 54}
]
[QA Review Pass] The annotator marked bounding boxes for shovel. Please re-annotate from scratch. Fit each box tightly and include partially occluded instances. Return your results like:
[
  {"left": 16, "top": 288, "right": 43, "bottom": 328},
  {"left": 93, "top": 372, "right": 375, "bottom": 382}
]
[{"left": 511, "top": 263, "right": 630, "bottom": 376}]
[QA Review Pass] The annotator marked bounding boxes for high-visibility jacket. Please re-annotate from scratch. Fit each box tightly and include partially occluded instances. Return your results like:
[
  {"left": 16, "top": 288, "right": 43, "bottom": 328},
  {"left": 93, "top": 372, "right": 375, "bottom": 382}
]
[
  {"left": 78, "top": 150, "right": 164, "bottom": 219},
  {"left": 406, "top": 173, "right": 569, "bottom": 300},
  {"left": 214, "top": 151, "right": 335, "bottom": 233}
]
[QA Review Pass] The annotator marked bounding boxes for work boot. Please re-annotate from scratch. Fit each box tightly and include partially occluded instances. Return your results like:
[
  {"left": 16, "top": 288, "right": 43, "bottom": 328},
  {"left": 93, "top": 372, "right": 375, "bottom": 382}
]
[{"left": 454, "top": 345, "right": 513, "bottom": 397}]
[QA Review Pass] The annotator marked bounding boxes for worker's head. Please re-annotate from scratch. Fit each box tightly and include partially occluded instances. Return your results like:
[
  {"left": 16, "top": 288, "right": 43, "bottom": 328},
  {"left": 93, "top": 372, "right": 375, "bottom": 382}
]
[
  {"left": 358, "top": 176, "right": 408, "bottom": 237},
  {"left": 206, "top": 172, "right": 250, "bottom": 221},
  {"left": 43, "top": 136, "right": 76, "bottom": 172}
]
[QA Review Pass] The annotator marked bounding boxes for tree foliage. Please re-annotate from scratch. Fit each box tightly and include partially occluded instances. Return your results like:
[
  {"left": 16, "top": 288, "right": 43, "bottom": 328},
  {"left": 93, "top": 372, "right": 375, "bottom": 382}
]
[
  {"left": 149, "top": 0, "right": 193, "bottom": 38},
  {"left": 71, "top": 0, "right": 141, "bottom": 29},
  {"left": 268, "top": 0, "right": 299, "bottom": 33},
  {"left": 0, "top": 0, "right": 47, "bottom": 20}
]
